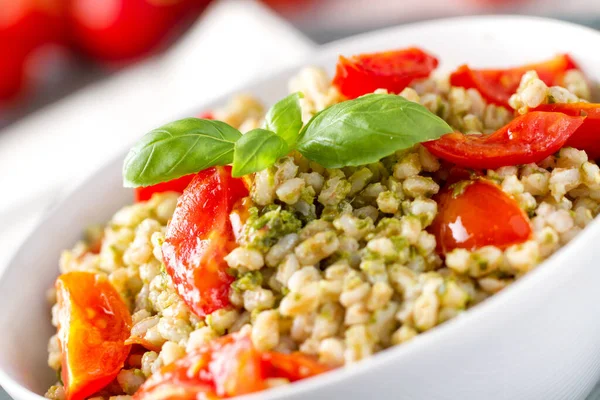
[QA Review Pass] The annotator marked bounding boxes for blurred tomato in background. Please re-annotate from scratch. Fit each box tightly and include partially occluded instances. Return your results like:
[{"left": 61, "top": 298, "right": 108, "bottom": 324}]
[
  {"left": 0, "top": 0, "right": 210, "bottom": 108},
  {"left": 67, "top": 0, "right": 208, "bottom": 63},
  {"left": 0, "top": 0, "right": 67, "bottom": 104}
]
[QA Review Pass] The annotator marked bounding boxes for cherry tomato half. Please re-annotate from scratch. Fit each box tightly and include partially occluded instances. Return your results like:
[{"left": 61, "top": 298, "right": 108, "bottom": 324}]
[
  {"left": 133, "top": 334, "right": 264, "bottom": 400},
  {"left": 56, "top": 271, "right": 132, "bottom": 400},
  {"left": 535, "top": 103, "right": 600, "bottom": 160},
  {"left": 332, "top": 47, "right": 438, "bottom": 99},
  {"left": 134, "top": 174, "right": 195, "bottom": 202},
  {"left": 423, "top": 111, "right": 585, "bottom": 170},
  {"left": 449, "top": 54, "right": 579, "bottom": 108},
  {"left": 134, "top": 333, "right": 329, "bottom": 400},
  {"left": 429, "top": 179, "right": 532, "bottom": 253},
  {"left": 162, "top": 166, "right": 248, "bottom": 317}
]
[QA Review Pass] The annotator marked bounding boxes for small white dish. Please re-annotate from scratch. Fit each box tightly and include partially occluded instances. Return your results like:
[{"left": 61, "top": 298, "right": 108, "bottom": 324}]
[{"left": 3, "top": 15, "right": 600, "bottom": 400}]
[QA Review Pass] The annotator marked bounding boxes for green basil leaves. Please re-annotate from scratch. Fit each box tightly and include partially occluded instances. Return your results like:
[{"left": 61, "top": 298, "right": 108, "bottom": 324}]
[
  {"left": 297, "top": 94, "right": 453, "bottom": 168},
  {"left": 123, "top": 93, "right": 453, "bottom": 188},
  {"left": 123, "top": 118, "right": 241, "bottom": 188},
  {"left": 232, "top": 129, "right": 288, "bottom": 177},
  {"left": 263, "top": 92, "right": 304, "bottom": 150}
]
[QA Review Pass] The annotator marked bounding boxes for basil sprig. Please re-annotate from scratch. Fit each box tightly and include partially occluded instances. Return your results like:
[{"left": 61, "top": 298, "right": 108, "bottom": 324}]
[
  {"left": 123, "top": 118, "right": 241, "bottom": 187},
  {"left": 263, "top": 92, "right": 304, "bottom": 150},
  {"left": 123, "top": 93, "right": 453, "bottom": 187},
  {"left": 232, "top": 129, "right": 288, "bottom": 177},
  {"left": 297, "top": 94, "right": 453, "bottom": 168}
]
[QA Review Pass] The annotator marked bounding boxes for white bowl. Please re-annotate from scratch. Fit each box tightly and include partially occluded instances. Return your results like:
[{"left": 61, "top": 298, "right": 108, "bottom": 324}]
[{"left": 3, "top": 15, "right": 600, "bottom": 400}]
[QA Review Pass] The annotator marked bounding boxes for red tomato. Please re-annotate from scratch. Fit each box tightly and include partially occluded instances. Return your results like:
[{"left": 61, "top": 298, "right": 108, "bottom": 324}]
[
  {"left": 332, "top": 47, "right": 439, "bottom": 99},
  {"left": 0, "top": 0, "right": 66, "bottom": 103},
  {"left": 162, "top": 166, "right": 248, "bottom": 317},
  {"left": 430, "top": 179, "right": 532, "bottom": 253},
  {"left": 56, "top": 271, "right": 132, "bottom": 400},
  {"left": 67, "top": 0, "right": 208, "bottom": 63},
  {"left": 261, "top": 352, "right": 330, "bottom": 381},
  {"left": 198, "top": 111, "right": 214, "bottom": 119},
  {"left": 423, "top": 112, "right": 585, "bottom": 170},
  {"left": 535, "top": 103, "right": 600, "bottom": 160},
  {"left": 444, "top": 165, "right": 483, "bottom": 185},
  {"left": 134, "top": 174, "right": 195, "bottom": 202},
  {"left": 134, "top": 333, "right": 329, "bottom": 400},
  {"left": 449, "top": 54, "right": 579, "bottom": 108},
  {"left": 133, "top": 334, "right": 264, "bottom": 400}
]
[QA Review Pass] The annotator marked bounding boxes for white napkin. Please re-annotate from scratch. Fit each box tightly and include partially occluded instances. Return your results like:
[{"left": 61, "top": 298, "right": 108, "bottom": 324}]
[{"left": 0, "top": 0, "right": 315, "bottom": 273}]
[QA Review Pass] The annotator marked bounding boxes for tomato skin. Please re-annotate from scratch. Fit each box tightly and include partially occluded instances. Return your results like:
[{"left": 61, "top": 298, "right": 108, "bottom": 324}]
[
  {"left": 133, "top": 334, "right": 263, "bottom": 400},
  {"left": 56, "top": 271, "right": 132, "bottom": 400},
  {"left": 449, "top": 54, "right": 578, "bottom": 108},
  {"left": 423, "top": 111, "right": 585, "bottom": 170},
  {"left": 134, "top": 174, "right": 195, "bottom": 202},
  {"left": 162, "top": 166, "right": 248, "bottom": 317},
  {"left": 430, "top": 179, "right": 532, "bottom": 253},
  {"left": 67, "top": 0, "right": 207, "bottom": 63},
  {"left": 332, "top": 47, "right": 438, "bottom": 99},
  {"left": 261, "top": 352, "right": 330, "bottom": 381},
  {"left": 134, "top": 333, "right": 329, "bottom": 400},
  {"left": 535, "top": 103, "right": 600, "bottom": 160}
]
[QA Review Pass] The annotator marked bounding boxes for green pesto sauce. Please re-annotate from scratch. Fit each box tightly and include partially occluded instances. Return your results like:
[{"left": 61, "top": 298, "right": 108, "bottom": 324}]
[{"left": 243, "top": 206, "right": 302, "bottom": 252}]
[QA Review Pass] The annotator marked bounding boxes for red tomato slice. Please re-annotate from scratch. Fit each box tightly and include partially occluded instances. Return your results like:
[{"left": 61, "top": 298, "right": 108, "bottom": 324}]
[
  {"left": 209, "top": 335, "right": 266, "bottom": 396},
  {"left": 332, "top": 47, "right": 438, "bottom": 99},
  {"left": 429, "top": 179, "right": 532, "bottom": 253},
  {"left": 133, "top": 334, "right": 264, "bottom": 400},
  {"left": 449, "top": 54, "right": 579, "bottom": 108},
  {"left": 134, "top": 333, "right": 330, "bottom": 400},
  {"left": 56, "top": 272, "right": 132, "bottom": 400},
  {"left": 423, "top": 111, "right": 585, "bottom": 170},
  {"left": 134, "top": 174, "right": 195, "bottom": 203},
  {"left": 162, "top": 166, "right": 248, "bottom": 317},
  {"left": 535, "top": 103, "right": 600, "bottom": 160},
  {"left": 261, "top": 352, "right": 330, "bottom": 382}
]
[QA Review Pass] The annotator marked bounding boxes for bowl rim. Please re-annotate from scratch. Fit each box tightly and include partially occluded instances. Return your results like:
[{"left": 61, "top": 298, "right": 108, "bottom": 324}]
[{"left": 3, "top": 13, "right": 600, "bottom": 400}]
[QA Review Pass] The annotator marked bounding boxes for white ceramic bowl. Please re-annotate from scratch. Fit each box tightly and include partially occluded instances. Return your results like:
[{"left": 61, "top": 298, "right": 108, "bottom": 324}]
[{"left": 3, "top": 15, "right": 600, "bottom": 400}]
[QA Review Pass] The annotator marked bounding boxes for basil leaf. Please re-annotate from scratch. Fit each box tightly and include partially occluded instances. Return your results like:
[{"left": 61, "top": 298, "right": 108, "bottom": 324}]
[
  {"left": 232, "top": 129, "right": 288, "bottom": 177},
  {"left": 123, "top": 118, "right": 241, "bottom": 187},
  {"left": 264, "top": 92, "right": 304, "bottom": 149},
  {"left": 296, "top": 93, "right": 453, "bottom": 168}
]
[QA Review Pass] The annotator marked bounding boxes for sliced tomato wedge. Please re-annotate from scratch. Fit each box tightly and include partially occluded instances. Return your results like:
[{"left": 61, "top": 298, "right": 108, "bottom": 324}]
[
  {"left": 133, "top": 334, "right": 263, "bottom": 400},
  {"left": 134, "top": 174, "right": 195, "bottom": 202},
  {"left": 134, "top": 333, "right": 329, "bottom": 400},
  {"left": 132, "top": 350, "right": 216, "bottom": 400},
  {"left": 423, "top": 111, "right": 585, "bottom": 170},
  {"left": 535, "top": 103, "right": 600, "bottom": 160},
  {"left": 332, "top": 47, "right": 438, "bottom": 99},
  {"left": 261, "top": 352, "right": 330, "bottom": 381},
  {"left": 429, "top": 179, "right": 532, "bottom": 253},
  {"left": 56, "top": 272, "right": 132, "bottom": 400},
  {"left": 449, "top": 54, "right": 579, "bottom": 108},
  {"left": 162, "top": 166, "right": 248, "bottom": 317}
]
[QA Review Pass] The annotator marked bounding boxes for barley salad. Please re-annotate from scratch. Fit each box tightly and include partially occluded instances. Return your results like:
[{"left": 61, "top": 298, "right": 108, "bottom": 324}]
[{"left": 46, "top": 48, "right": 600, "bottom": 400}]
